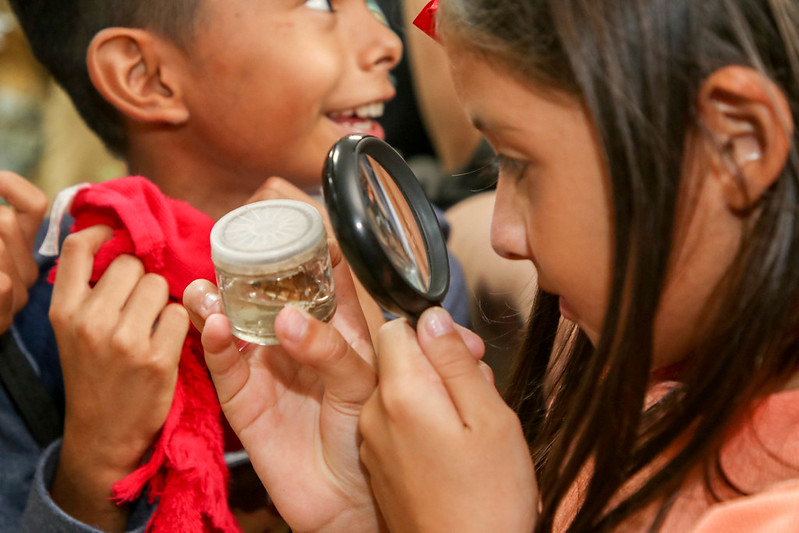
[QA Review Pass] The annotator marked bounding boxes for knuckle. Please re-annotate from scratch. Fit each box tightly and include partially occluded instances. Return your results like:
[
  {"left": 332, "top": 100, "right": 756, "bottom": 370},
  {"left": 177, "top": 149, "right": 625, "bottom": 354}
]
[
  {"left": 29, "top": 189, "right": 49, "bottom": 218},
  {"left": 73, "top": 314, "right": 105, "bottom": 351},
  {"left": 60, "top": 232, "right": 88, "bottom": 256},
  {"left": 113, "top": 254, "right": 145, "bottom": 276},
  {"left": 0, "top": 272, "right": 12, "bottom": 297},
  {"left": 48, "top": 305, "right": 65, "bottom": 329},
  {"left": 109, "top": 328, "right": 137, "bottom": 356},
  {"left": 165, "top": 302, "right": 190, "bottom": 325},
  {"left": 19, "top": 256, "right": 39, "bottom": 288},
  {"left": 12, "top": 289, "right": 29, "bottom": 313},
  {"left": 0, "top": 205, "right": 15, "bottom": 228},
  {"left": 378, "top": 382, "right": 419, "bottom": 420},
  {"left": 141, "top": 272, "right": 169, "bottom": 296}
]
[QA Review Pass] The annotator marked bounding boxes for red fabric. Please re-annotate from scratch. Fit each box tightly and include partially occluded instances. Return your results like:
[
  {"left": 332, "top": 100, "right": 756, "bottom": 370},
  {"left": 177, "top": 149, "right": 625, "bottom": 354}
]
[
  {"left": 49, "top": 176, "right": 241, "bottom": 532},
  {"left": 413, "top": 0, "right": 439, "bottom": 41}
]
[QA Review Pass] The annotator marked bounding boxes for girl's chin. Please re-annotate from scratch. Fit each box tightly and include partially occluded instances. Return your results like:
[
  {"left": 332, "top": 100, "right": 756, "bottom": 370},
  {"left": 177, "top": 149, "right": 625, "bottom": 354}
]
[{"left": 558, "top": 295, "right": 578, "bottom": 322}]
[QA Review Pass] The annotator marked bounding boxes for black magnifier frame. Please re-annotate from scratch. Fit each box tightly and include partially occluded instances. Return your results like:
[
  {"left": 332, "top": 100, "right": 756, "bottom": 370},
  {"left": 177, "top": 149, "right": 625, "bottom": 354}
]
[{"left": 322, "top": 134, "right": 450, "bottom": 325}]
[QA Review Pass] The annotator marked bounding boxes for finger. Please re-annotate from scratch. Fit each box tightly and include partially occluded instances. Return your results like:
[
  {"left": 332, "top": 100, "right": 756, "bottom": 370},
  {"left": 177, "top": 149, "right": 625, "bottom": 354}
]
[
  {"left": 326, "top": 238, "right": 377, "bottom": 357},
  {"left": 182, "top": 279, "right": 222, "bottom": 332},
  {"left": 0, "top": 271, "right": 15, "bottom": 332},
  {"left": 374, "top": 318, "right": 464, "bottom": 425},
  {"left": 478, "top": 361, "right": 495, "bottom": 385},
  {"left": 86, "top": 254, "right": 146, "bottom": 316},
  {"left": 118, "top": 273, "right": 170, "bottom": 332},
  {"left": 416, "top": 307, "right": 502, "bottom": 422},
  {"left": 0, "top": 171, "right": 48, "bottom": 244},
  {"left": 50, "top": 225, "right": 114, "bottom": 310},
  {"left": 0, "top": 205, "right": 41, "bottom": 287},
  {"left": 201, "top": 312, "right": 251, "bottom": 405},
  {"left": 150, "top": 303, "right": 191, "bottom": 363},
  {"left": 0, "top": 239, "right": 28, "bottom": 314},
  {"left": 275, "top": 305, "right": 376, "bottom": 406},
  {"left": 454, "top": 323, "right": 486, "bottom": 360}
]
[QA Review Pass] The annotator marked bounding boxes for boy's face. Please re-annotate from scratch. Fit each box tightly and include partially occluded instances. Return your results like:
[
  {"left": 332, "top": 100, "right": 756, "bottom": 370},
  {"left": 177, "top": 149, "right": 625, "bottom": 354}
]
[{"left": 177, "top": 0, "right": 401, "bottom": 191}]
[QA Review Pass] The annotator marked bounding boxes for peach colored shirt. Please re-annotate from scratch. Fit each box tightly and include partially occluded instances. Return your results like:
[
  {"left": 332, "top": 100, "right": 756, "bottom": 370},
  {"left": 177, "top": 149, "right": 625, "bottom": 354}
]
[{"left": 557, "top": 388, "right": 799, "bottom": 531}]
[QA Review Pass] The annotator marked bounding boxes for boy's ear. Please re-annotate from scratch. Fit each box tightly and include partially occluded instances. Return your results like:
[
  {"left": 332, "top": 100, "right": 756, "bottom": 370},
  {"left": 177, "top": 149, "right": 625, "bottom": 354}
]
[
  {"left": 87, "top": 28, "right": 189, "bottom": 125},
  {"left": 698, "top": 66, "right": 794, "bottom": 213}
]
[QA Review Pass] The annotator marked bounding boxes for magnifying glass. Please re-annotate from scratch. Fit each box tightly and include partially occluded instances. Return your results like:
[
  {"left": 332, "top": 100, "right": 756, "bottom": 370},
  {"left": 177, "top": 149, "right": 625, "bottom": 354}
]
[{"left": 322, "top": 134, "right": 450, "bottom": 326}]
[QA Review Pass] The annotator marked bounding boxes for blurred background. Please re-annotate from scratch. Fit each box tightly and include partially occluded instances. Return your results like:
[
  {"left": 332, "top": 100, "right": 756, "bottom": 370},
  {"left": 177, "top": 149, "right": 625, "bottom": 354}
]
[{"left": 0, "top": 0, "right": 124, "bottom": 200}]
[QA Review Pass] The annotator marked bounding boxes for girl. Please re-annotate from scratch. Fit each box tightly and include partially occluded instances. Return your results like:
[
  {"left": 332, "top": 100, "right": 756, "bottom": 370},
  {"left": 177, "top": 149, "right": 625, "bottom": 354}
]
[
  {"left": 359, "top": 0, "right": 799, "bottom": 531},
  {"left": 189, "top": 0, "right": 799, "bottom": 531}
]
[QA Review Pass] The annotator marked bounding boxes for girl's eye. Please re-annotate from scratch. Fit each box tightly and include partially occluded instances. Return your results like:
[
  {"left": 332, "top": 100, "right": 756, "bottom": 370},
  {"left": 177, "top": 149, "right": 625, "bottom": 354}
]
[
  {"left": 493, "top": 154, "right": 529, "bottom": 182},
  {"left": 305, "top": 0, "right": 334, "bottom": 12}
]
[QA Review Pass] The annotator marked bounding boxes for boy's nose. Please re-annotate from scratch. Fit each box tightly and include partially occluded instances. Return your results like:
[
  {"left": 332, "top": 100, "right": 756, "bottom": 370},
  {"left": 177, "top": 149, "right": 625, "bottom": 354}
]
[{"left": 355, "top": 7, "right": 403, "bottom": 72}]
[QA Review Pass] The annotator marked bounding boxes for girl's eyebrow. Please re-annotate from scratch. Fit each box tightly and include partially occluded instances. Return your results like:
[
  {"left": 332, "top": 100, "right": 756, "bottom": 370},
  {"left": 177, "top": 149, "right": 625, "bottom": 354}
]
[{"left": 471, "top": 114, "right": 520, "bottom": 134}]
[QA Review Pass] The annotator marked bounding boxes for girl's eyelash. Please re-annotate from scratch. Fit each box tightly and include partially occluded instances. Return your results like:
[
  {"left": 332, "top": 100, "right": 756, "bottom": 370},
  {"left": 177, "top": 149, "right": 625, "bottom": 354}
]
[{"left": 492, "top": 154, "right": 530, "bottom": 181}]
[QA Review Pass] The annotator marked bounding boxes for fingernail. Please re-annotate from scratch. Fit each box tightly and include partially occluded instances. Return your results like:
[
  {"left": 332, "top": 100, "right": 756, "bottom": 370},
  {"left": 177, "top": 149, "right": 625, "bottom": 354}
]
[
  {"left": 424, "top": 308, "right": 453, "bottom": 338},
  {"left": 281, "top": 305, "right": 309, "bottom": 342},
  {"left": 202, "top": 291, "right": 221, "bottom": 316}
]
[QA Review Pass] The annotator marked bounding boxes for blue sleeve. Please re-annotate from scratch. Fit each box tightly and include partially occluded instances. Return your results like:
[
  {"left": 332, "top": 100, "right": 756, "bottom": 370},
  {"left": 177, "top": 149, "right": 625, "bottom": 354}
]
[
  {"left": 0, "top": 218, "right": 155, "bottom": 532},
  {"left": 18, "top": 441, "right": 154, "bottom": 533},
  {"left": 441, "top": 248, "right": 471, "bottom": 328},
  {"left": 437, "top": 207, "right": 471, "bottom": 328},
  {"left": 0, "top": 381, "right": 42, "bottom": 532}
]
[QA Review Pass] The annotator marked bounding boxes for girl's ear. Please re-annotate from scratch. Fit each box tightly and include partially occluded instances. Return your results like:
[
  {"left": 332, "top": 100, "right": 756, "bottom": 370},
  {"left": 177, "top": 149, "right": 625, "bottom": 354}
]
[
  {"left": 698, "top": 66, "right": 794, "bottom": 213},
  {"left": 87, "top": 28, "right": 190, "bottom": 126}
]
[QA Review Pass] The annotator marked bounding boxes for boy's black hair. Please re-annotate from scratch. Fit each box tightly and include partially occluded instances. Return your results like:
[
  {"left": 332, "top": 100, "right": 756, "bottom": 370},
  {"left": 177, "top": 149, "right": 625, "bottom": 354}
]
[{"left": 8, "top": 1, "right": 200, "bottom": 156}]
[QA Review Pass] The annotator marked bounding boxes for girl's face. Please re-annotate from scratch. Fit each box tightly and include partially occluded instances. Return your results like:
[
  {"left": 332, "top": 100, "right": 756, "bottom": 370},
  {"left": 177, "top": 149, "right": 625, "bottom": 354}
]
[
  {"left": 449, "top": 50, "right": 614, "bottom": 345},
  {"left": 447, "top": 49, "right": 743, "bottom": 369}
]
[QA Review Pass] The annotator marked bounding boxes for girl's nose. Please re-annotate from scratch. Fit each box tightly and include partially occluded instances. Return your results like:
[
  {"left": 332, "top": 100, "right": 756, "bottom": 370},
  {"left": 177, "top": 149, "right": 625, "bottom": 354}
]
[{"left": 490, "top": 189, "right": 529, "bottom": 261}]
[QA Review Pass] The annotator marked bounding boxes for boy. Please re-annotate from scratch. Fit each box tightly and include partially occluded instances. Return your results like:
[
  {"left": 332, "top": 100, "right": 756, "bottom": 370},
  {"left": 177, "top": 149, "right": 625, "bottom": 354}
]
[{"left": 2, "top": 0, "right": 402, "bottom": 531}]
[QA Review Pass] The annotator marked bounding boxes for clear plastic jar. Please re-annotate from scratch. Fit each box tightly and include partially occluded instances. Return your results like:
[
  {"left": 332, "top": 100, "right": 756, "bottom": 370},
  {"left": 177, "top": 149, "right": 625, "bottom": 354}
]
[{"left": 210, "top": 200, "right": 336, "bottom": 345}]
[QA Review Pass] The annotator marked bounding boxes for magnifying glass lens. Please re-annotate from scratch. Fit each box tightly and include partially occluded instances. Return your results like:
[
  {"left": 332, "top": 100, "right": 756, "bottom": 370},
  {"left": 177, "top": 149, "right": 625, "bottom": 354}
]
[{"left": 359, "top": 154, "right": 430, "bottom": 293}]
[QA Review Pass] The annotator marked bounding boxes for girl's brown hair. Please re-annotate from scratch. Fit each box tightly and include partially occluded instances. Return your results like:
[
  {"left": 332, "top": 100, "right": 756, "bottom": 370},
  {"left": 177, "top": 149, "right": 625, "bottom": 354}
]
[{"left": 439, "top": 0, "right": 799, "bottom": 531}]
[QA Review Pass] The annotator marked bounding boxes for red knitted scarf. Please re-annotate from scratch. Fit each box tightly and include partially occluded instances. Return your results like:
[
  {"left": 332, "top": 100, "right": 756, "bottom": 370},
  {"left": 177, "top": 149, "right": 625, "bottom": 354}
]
[{"left": 49, "top": 176, "right": 241, "bottom": 532}]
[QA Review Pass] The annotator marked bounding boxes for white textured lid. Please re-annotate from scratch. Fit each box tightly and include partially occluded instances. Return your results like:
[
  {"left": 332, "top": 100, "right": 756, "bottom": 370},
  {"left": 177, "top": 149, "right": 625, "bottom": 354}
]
[{"left": 211, "top": 199, "right": 326, "bottom": 273}]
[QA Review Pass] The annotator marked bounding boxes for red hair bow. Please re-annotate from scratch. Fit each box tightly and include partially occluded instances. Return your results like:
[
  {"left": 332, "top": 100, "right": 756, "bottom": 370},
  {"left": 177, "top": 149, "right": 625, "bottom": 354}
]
[{"left": 413, "top": 0, "right": 439, "bottom": 40}]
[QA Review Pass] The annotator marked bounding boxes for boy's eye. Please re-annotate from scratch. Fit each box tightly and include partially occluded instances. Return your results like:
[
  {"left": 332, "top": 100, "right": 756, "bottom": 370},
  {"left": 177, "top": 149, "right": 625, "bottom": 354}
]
[
  {"left": 366, "top": 0, "right": 389, "bottom": 26},
  {"left": 305, "top": 0, "right": 334, "bottom": 12}
]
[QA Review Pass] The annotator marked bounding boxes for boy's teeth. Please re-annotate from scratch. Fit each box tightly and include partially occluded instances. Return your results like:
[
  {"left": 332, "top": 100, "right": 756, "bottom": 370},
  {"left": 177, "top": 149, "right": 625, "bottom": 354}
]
[
  {"left": 354, "top": 103, "right": 384, "bottom": 118},
  {"left": 330, "top": 103, "right": 385, "bottom": 120}
]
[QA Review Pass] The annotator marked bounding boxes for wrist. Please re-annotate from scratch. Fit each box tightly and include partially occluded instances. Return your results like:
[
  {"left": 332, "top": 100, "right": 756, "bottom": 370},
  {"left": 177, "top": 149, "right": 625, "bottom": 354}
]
[
  {"left": 61, "top": 418, "right": 151, "bottom": 481},
  {"left": 51, "top": 443, "right": 132, "bottom": 532}
]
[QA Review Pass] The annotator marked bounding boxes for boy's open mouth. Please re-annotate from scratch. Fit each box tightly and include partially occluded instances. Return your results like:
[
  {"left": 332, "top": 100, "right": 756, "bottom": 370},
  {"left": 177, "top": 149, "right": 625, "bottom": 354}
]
[{"left": 328, "top": 102, "right": 386, "bottom": 139}]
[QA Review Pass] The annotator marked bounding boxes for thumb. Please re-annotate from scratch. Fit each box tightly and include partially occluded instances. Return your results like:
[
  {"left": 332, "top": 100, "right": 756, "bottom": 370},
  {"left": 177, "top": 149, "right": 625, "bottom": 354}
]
[
  {"left": 201, "top": 313, "right": 250, "bottom": 405},
  {"left": 275, "top": 305, "right": 376, "bottom": 408},
  {"left": 417, "top": 307, "right": 500, "bottom": 422}
]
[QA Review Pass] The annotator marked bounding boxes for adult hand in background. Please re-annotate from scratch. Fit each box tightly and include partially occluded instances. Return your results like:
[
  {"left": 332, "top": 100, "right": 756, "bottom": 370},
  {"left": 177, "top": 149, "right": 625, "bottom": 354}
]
[
  {"left": 0, "top": 171, "right": 48, "bottom": 332},
  {"left": 49, "top": 225, "right": 189, "bottom": 532},
  {"left": 359, "top": 307, "right": 538, "bottom": 533},
  {"left": 184, "top": 238, "right": 381, "bottom": 533}
]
